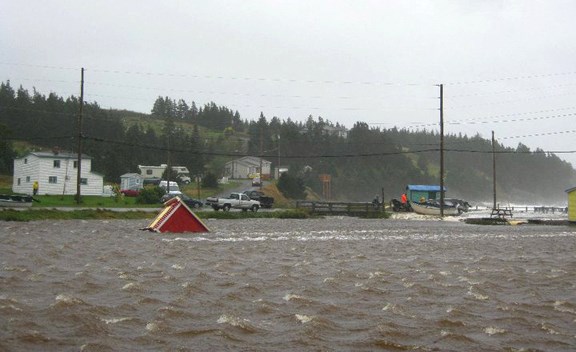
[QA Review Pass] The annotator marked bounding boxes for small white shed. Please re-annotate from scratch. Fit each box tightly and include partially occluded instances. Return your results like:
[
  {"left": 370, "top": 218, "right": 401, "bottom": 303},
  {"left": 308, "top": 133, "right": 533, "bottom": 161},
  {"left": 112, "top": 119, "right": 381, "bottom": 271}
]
[{"left": 120, "top": 173, "right": 144, "bottom": 191}]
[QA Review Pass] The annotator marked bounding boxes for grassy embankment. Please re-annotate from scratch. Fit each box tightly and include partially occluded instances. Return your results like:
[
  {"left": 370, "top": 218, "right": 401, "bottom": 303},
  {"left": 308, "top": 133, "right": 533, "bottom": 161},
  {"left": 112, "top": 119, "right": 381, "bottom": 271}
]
[
  {"left": 0, "top": 175, "right": 239, "bottom": 209},
  {"left": 0, "top": 176, "right": 388, "bottom": 221},
  {"left": 0, "top": 175, "right": 314, "bottom": 221}
]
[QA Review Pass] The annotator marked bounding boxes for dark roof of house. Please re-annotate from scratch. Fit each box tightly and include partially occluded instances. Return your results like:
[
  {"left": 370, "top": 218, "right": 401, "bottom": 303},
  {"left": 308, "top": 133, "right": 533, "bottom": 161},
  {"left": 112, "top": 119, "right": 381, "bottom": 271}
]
[{"left": 27, "top": 151, "right": 92, "bottom": 159}]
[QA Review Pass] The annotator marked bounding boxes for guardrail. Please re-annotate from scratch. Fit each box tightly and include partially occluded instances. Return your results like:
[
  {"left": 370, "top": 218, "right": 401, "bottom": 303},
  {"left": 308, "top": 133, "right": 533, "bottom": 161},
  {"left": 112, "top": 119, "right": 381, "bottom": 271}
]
[{"left": 296, "top": 200, "right": 383, "bottom": 215}]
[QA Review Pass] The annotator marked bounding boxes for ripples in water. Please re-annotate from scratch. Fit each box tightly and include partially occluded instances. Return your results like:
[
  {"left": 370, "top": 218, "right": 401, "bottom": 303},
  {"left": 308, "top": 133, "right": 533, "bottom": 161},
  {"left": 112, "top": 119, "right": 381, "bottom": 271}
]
[{"left": 1, "top": 218, "right": 575, "bottom": 351}]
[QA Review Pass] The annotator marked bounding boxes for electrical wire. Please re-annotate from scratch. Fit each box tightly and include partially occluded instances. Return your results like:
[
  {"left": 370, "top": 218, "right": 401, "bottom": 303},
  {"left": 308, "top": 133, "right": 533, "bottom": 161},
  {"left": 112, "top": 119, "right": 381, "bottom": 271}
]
[
  {"left": 445, "top": 71, "right": 576, "bottom": 85},
  {"left": 500, "top": 130, "right": 576, "bottom": 140},
  {"left": 77, "top": 135, "right": 576, "bottom": 159}
]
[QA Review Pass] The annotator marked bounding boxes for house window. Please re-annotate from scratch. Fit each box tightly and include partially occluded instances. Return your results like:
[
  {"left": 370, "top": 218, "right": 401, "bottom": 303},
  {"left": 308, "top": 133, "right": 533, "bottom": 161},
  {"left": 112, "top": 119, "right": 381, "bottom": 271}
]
[
  {"left": 24, "top": 158, "right": 27, "bottom": 164},
  {"left": 17, "top": 178, "right": 21, "bottom": 186},
  {"left": 80, "top": 178, "right": 88, "bottom": 185},
  {"left": 73, "top": 161, "right": 78, "bottom": 168},
  {"left": 53, "top": 160, "right": 61, "bottom": 168},
  {"left": 49, "top": 176, "right": 57, "bottom": 184},
  {"left": 26, "top": 176, "right": 30, "bottom": 182},
  {"left": 146, "top": 170, "right": 153, "bottom": 175}
]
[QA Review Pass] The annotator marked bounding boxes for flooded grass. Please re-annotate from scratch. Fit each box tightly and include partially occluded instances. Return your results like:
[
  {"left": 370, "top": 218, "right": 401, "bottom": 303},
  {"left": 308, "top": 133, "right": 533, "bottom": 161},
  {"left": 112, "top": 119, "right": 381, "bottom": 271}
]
[
  {"left": 0, "top": 207, "right": 390, "bottom": 222},
  {"left": 0, "top": 209, "right": 156, "bottom": 221}
]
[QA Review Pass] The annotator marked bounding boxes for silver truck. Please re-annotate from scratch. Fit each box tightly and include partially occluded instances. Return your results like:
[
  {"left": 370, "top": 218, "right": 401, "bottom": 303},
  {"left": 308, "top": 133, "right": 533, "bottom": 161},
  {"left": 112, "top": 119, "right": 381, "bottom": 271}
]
[{"left": 205, "top": 192, "right": 260, "bottom": 212}]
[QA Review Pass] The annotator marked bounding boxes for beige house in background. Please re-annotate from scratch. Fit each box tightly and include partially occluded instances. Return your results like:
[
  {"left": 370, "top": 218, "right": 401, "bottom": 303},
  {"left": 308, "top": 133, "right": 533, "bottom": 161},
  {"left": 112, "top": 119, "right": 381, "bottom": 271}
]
[{"left": 224, "top": 156, "right": 271, "bottom": 179}]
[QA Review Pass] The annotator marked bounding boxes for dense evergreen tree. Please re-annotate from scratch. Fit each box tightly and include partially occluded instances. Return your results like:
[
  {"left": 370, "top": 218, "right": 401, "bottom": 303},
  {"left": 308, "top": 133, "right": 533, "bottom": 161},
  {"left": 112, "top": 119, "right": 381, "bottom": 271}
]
[
  {"left": 277, "top": 172, "right": 307, "bottom": 199},
  {"left": 0, "top": 123, "right": 16, "bottom": 173}
]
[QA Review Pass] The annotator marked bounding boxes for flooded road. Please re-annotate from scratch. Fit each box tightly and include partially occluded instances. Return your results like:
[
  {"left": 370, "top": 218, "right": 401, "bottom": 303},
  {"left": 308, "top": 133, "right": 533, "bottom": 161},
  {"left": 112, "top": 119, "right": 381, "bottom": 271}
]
[{"left": 1, "top": 218, "right": 575, "bottom": 351}]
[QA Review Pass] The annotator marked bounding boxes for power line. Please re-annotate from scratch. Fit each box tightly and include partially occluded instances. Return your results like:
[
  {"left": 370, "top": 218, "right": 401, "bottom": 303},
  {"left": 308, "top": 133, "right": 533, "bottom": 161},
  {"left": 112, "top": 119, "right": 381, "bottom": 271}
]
[
  {"left": 500, "top": 129, "right": 576, "bottom": 140},
  {"left": 88, "top": 68, "right": 428, "bottom": 87},
  {"left": 390, "top": 108, "right": 576, "bottom": 129},
  {"left": 80, "top": 135, "right": 576, "bottom": 159},
  {"left": 446, "top": 92, "right": 576, "bottom": 110},
  {"left": 449, "top": 83, "right": 576, "bottom": 98},
  {"left": 445, "top": 71, "right": 576, "bottom": 85},
  {"left": 4, "top": 104, "right": 576, "bottom": 148},
  {"left": 449, "top": 112, "right": 576, "bottom": 126},
  {"left": 0, "top": 62, "right": 78, "bottom": 71},
  {"left": 5, "top": 130, "right": 574, "bottom": 158},
  {"left": 1, "top": 77, "right": 79, "bottom": 85},
  {"left": 86, "top": 81, "right": 436, "bottom": 102},
  {"left": 5, "top": 135, "right": 75, "bottom": 141},
  {"left": 6, "top": 61, "right": 576, "bottom": 87}
]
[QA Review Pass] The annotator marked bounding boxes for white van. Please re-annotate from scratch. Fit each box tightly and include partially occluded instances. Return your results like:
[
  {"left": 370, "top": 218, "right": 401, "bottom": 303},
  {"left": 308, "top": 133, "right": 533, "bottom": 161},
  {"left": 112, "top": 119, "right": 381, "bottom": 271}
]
[{"left": 159, "top": 181, "right": 181, "bottom": 194}]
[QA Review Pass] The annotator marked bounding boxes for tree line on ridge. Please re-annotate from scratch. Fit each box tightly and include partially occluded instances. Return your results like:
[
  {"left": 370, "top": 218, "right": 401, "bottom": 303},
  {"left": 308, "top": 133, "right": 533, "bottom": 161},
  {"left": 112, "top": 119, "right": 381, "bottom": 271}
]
[{"left": 1, "top": 81, "right": 574, "bottom": 204}]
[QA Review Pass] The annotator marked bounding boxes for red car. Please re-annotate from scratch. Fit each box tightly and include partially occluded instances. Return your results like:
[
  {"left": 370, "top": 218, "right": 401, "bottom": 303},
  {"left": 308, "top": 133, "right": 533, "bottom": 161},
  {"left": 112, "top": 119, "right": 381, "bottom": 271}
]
[{"left": 120, "top": 189, "right": 140, "bottom": 197}]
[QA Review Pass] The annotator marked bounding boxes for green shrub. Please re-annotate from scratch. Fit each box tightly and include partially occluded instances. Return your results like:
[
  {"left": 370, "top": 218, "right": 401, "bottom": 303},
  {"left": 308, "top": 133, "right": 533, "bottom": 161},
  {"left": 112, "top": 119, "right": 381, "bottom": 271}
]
[
  {"left": 136, "top": 186, "right": 165, "bottom": 204},
  {"left": 277, "top": 173, "right": 307, "bottom": 199},
  {"left": 202, "top": 172, "right": 219, "bottom": 188}
]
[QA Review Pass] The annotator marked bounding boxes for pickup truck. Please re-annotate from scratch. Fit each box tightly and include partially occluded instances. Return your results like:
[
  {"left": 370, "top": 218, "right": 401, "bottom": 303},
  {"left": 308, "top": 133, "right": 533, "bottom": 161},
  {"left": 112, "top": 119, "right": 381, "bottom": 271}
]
[
  {"left": 205, "top": 192, "right": 260, "bottom": 212},
  {"left": 243, "top": 190, "right": 274, "bottom": 209}
]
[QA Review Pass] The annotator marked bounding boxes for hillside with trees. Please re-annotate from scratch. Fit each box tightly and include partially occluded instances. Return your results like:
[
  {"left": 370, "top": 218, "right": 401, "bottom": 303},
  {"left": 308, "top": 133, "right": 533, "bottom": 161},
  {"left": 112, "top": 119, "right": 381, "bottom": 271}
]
[{"left": 1, "top": 81, "right": 574, "bottom": 205}]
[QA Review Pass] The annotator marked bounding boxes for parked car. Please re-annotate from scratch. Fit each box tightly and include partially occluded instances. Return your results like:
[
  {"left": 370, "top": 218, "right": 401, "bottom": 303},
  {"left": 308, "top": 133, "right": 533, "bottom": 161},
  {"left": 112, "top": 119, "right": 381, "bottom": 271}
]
[
  {"left": 159, "top": 180, "right": 181, "bottom": 193},
  {"left": 205, "top": 192, "right": 260, "bottom": 212},
  {"left": 251, "top": 177, "right": 261, "bottom": 186},
  {"left": 177, "top": 174, "right": 191, "bottom": 184},
  {"left": 160, "top": 193, "right": 204, "bottom": 208},
  {"left": 143, "top": 178, "right": 162, "bottom": 186},
  {"left": 120, "top": 189, "right": 140, "bottom": 197},
  {"left": 243, "top": 190, "right": 274, "bottom": 208}
]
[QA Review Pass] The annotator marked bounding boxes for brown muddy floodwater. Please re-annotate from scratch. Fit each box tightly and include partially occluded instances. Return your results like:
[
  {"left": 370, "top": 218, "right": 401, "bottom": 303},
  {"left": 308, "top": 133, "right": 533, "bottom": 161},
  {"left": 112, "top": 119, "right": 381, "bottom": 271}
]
[{"left": 1, "top": 218, "right": 576, "bottom": 351}]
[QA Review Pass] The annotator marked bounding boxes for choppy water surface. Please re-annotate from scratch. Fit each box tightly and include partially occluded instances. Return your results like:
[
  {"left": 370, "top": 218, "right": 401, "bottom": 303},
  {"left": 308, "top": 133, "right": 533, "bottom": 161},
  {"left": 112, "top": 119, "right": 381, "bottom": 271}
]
[{"left": 1, "top": 218, "right": 576, "bottom": 351}]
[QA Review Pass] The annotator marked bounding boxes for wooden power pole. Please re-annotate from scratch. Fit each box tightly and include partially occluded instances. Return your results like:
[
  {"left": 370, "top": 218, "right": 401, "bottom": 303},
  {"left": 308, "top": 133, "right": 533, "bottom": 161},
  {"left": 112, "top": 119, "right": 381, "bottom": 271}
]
[
  {"left": 492, "top": 130, "right": 497, "bottom": 209},
  {"left": 439, "top": 84, "right": 445, "bottom": 218},
  {"left": 76, "top": 67, "right": 84, "bottom": 204},
  {"left": 259, "top": 128, "right": 263, "bottom": 190}
]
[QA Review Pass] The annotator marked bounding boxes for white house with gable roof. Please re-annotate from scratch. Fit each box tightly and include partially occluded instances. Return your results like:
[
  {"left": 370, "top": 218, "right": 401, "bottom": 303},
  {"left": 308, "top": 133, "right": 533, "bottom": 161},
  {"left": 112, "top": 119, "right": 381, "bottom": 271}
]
[
  {"left": 12, "top": 150, "right": 104, "bottom": 196},
  {"left": 224, "top": 156, "right": 271, "bottom": 179}
]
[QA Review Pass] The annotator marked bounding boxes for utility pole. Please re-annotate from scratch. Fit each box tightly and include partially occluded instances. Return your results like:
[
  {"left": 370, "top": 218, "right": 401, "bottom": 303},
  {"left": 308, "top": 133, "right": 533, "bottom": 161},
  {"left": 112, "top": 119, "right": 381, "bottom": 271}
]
[
  {"left": 277, "top": 134, "right": 281, "bottom": 179},
  {"left": 259, "top": 128, "right": 263, "bottom": 190},
  {"left": 76, "top": 67, "right": 84, "bottom": 204},
  {"left": 492, "top": 130, "right": 497, "bottom": 209},
  {"left": 381, "top": 187, "right": 386, "bottom": 214},
  {"left": 167, "top": 126, "right": 172, "bottom": 194},
  {"left": 439, "top": 84, "right": 445, "bottom": 218}
]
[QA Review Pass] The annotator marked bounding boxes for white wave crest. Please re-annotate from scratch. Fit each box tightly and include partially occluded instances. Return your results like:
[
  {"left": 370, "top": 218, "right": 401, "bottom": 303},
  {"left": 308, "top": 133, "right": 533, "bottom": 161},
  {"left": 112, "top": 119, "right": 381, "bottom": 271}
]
[
  {"left": 146, "top": 322, "right": 160, "bottom": 332},
  {"left": 467, "top": 287, "right": 489, "bottom": 300},
  {"left": 217, "top": 314, "right": 251, "bottom": 328},
  {"left": 103, "top": 317, "right": 132, "bottom": 324},
  {"left": 295, "top": 314, "right": 313, "bottom": 323},
  {"left": 283, "top": 293, "right": 303, "bottom": 301},
  {"left": 541, "top": 323, "right": 560, "bottom": 335},
  {"left": 554, "top": 301, "right": 576, "bottom": 314},
  {"left": 122, "top": 282, "right": 141, "bottom": 291},
  {"left": 484, "top": 326, "right": 506, "bottom": 335},
  {"left": 54, "top": 294, "right": 84, "bottom": 305}
]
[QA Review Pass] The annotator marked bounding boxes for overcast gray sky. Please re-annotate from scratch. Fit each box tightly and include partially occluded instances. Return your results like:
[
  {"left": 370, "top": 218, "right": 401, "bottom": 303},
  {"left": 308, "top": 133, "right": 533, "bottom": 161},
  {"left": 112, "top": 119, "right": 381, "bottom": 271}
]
[{"left": 2, "top": 0, "right": 576, "bottom": 167}]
